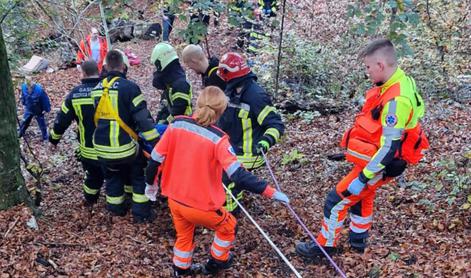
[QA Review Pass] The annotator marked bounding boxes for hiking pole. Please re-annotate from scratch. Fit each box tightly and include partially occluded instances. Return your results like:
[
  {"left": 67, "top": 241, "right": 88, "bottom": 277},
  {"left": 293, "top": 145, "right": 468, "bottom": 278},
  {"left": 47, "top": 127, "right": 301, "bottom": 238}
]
[
  {"left": 222, "top": 183, "right": 302, "bottom": 278},
  {"left": 261, "top": 149, "right": 347, "bottom": 278}
]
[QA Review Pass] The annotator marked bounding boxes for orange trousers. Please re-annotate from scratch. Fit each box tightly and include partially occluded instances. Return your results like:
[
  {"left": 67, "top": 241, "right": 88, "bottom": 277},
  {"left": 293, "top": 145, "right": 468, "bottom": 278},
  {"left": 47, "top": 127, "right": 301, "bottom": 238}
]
[
  {"left": 168, "top": 199, "right": 237, "bottom": 269},
  {"left": 316, "top": 166, "right": 392, "bottom": 247}
]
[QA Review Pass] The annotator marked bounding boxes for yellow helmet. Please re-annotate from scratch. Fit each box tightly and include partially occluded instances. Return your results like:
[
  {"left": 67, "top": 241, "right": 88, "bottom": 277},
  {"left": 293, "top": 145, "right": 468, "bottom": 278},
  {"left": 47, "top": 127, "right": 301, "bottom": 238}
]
[{"left": 150, "top": 42, "right": 178, "bottom": 70}]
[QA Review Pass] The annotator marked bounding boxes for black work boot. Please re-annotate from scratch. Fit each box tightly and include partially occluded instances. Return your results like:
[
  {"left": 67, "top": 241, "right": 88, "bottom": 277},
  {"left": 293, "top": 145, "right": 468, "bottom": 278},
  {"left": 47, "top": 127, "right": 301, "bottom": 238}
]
[
  {"left": 202, "top": 253, "right": 234, "bottom": 275},
  {"left": 133, "top": 210, "right": 156, "bottom": 224},
  {"left": 349, "top": 238, "right": 367, "bottom": 254},
  {"left": 349, "top": 231, "right": 368, "bottom": 254},
  {"left": 295, "top": 241, "right": 337, "bottom": 258},
  {"left": 173, "top": 264, "right": 203, "bottom": 277}
]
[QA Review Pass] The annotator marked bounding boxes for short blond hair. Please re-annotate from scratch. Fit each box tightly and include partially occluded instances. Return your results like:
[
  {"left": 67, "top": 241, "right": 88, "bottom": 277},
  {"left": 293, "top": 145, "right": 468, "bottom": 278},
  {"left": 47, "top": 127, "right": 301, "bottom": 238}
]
[{"left": 195, "top": 86, "right": 228, "bottom": 126}]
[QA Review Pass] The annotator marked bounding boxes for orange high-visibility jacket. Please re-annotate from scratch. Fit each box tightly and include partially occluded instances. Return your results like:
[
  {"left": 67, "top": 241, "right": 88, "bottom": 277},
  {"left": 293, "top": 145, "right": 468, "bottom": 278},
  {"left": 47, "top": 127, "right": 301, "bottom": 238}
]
[
  {"left": 341, "top": 69, "right": 428, "bottom": 172},
  {"left": 150, "top": 116, "right": 268, "bottom": 211},
  {"left": 76, "top": 35, "right": 108, "bottom": 71}
]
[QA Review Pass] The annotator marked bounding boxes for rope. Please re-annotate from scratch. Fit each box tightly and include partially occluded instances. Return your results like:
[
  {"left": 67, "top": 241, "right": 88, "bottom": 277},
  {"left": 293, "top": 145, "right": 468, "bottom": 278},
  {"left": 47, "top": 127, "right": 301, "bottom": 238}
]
[
  {"left": 261, "top": 150, "right": 347, "bottom": 278},
  {"left": 222, "top": 183, "right": 302, "bottom": 278},
  {"left": 273, "top": 0, "right": 287, "bottom": 98}
]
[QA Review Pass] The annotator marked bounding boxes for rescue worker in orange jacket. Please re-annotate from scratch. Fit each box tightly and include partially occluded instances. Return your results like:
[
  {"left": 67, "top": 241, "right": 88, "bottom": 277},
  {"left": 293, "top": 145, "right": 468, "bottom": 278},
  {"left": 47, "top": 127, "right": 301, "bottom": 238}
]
[
  {"left": 145, "top": 86, "right": 289, "bottom": 277},
  {"left": 76, "top": 28, "right": 108, "bottom": 72},
  {"left": 296, "top": 39, "right": 429, "bottom": 257}
]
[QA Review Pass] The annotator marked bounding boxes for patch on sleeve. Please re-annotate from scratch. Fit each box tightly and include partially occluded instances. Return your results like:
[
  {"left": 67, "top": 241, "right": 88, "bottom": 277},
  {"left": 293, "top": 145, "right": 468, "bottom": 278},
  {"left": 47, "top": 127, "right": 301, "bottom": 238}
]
[
  {"left": 228, "top": 146, "right": 236, "bottom": 156},
  {"left": 385, "top": 114, "right": 398, "bottom": 127}
]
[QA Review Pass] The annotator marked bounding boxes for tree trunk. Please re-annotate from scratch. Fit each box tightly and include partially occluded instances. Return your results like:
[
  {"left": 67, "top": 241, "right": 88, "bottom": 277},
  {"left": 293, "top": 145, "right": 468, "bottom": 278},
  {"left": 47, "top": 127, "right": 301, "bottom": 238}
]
[{"left": 0, "top": 26, "right": 29, "bottom": 210}]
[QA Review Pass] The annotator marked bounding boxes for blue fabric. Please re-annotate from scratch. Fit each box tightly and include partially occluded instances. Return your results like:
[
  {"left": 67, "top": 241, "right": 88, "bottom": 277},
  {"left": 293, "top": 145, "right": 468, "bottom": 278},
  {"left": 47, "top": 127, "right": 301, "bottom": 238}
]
[
  {"left": 156, "top": 123, "right": 167, "bottom": 136},
  {"left": 347, "top": 177, "right": 366, "bottom": 196},
  {"left": 19, "top": 111, "right": 48, "bottom": 140},
  {"left": 21, "top": 83, "right": 51, "bottom": 115},
  {"left": 162, "top": 13, "right": 175, "bottom": 41},
  {"left": 139, "top": 124, "right": 167, "bottom": 154},
  {"left": 90, "top": 39, "right": 101, "bottom": 63}
]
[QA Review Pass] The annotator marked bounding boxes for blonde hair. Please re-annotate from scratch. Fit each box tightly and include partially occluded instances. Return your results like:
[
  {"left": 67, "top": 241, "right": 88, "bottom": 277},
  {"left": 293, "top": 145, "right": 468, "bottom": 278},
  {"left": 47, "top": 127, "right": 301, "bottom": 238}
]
[{"left": 195, "top": 86, "right": 228, "bottom": 126}]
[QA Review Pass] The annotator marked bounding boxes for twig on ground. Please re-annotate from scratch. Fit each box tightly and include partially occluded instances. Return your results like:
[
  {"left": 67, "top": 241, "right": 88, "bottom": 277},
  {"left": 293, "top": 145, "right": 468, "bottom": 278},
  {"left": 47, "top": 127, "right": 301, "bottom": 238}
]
[{"left": 3, "top": 216, "right": 21, "bottom": 238}]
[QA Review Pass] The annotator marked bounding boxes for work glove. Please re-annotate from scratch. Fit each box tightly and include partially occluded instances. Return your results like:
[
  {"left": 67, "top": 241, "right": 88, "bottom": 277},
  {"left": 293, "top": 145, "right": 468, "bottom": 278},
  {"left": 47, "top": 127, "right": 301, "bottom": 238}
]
[
  {"left": 262, "top": 185, "right": 290, "bottom": 203},
  {"left": 145, "top": 183, "right": 158, "bottom": 202},
  {"left": 347, "top": 177, "right": 366, "bottom": 196},
  {"left": 272, "top": 191, "right": 290, "bottom": 203},
  {"left": 255, "top": 140, "right": 270, "bottom": 155}
]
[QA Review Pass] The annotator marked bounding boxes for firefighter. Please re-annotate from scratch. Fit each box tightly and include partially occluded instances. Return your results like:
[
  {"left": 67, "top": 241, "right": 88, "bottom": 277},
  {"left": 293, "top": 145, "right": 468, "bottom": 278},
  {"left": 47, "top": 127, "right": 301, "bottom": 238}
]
[
  {"left": 181, "top": 44, "right": 226, "bottom": 91},
  {"left": 49, "top": 60, "right": 104, "bottom": 205},
  {"left": 100, "top": 49, "right": 129, "bottom": 79},
  {"left": 145, "top": 86, "right": 289, "bottom": 277},
  {"left": 216, "top": 52, "right": 285, "bottom": 213},
  {"left": 18, "top": 76, "right": 51, "bottom": 141},
  {"left": 91, "top": 50, "right": 159, "bottom": 223},
  {"left": 151, "top": 42, "right": 192, "bottom": 124},
  {"left": 76, "top": 28, "right": 108, "bottom": 72},
  {"left": 296, "top": 39, "right": 429, "bottom": 257},
  {"left": 259, "top": 0, "right": 278, "bottom": 17},
  {"left": 229, "top": 0, "right": 269, "bottom": 53}
]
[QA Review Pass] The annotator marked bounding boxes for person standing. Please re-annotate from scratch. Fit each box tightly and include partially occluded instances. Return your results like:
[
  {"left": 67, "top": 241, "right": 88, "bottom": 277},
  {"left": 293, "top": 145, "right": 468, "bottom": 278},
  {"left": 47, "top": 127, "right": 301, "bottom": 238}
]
[
  {"left": 216, "top": 52, "right": 285, "bottom": 213},
  {"left": 18, "top": 76, "right": 51, "bottom": 141},
  {"left": 295, "top": 39, "right": 429, "bottom": 257},
  {"left": 145, "top": 86, "right": 289, "bottom": 277},
  {"left": 151, "top": 42, "right": 192, "bottom": 124},
  {"left": 49, "top": 60, "right": 104, "bottom": 206},
  {"left": 92, "top": 50, "right": 159, "bottom": 223},
  {"left": 76, "top": 28, "right": 108, "bottom": 72}
]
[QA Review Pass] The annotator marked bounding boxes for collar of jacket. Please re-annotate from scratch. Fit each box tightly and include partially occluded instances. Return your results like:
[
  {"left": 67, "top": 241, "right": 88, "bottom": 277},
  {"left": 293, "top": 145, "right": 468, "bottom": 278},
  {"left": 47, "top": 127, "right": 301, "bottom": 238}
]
[
  {"left": 106, "top": 71, "right": 127, "bottom": 80},
  {"left": 204, "top": 56, "right": 220, "bottom": 76},
  {"left": 161, "top": 59, "right": 186, "bottom": 85},
  {"left": 226, "top": 72, "right": 257, "bottom": 96},
  {"left": 81, "top": 77, "right": 101, "bottom": 85},
  {"left": 380, "top": 67, "right": 404, "bottom": 94}
]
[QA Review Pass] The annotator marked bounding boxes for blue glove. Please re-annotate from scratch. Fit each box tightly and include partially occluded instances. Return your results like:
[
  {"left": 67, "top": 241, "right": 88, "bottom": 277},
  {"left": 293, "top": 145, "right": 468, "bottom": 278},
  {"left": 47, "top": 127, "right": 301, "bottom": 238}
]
[
  {"left": 273, "top": 191, "right": 289, "bottom": 203},
  {"left": 347, "top": 177, "right": 366, "bottom": 196}
]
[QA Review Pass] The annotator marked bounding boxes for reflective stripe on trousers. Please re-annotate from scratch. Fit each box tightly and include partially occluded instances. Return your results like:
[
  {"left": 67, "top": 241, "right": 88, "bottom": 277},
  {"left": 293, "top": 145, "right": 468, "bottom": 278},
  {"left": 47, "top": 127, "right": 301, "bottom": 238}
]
[{"left": 316, "top": 166, "right": 391, "bottom": 247}]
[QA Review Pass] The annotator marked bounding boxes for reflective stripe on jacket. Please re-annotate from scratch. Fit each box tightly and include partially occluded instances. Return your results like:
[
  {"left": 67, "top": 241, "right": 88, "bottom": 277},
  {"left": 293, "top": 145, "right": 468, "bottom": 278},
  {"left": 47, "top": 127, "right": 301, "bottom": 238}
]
[
  {"left": 51, "top": 77, "right": 101, "bottom": 161},
  {"left": 341, "top": 68, "right": 427, "bottom": 177},
  {"left": 218, "top": 72, "right": 284, "bottom": 168},
  {"left": 91, "top": 72, "right": 158, "bottom": 163},
  {"left": 149, "top": 116, "right": 268, "bottom": 211}
]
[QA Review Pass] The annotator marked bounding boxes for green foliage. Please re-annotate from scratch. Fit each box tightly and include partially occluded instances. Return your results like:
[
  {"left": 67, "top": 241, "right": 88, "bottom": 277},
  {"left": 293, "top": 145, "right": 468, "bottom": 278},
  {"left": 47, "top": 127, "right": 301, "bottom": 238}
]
[
  {"left": 346, "top": 0, "right": 470, "bottom": 96},
  {"left": 168, "top": 0, "right": 225, "bottom": 44},
  {"left": 434, "top": 159, "right": 470, "bottom": 205},
  {"left": 1, "top": 0, "right": 36, "bottom": 67},
  {"left": 293, "top": 110, "right": 320, "bottom": 124},
  {"left": 252, "top": 30, "right": 368, "bottom": 104},
  {"left": 281, "top": 149, "right": 307, "bottom": 166},
  {"left": 347, "top": 0, "right": 420, "bottom": 57},
  {"left": 388, "top": 251, "right": 400, "bottom": 261}
]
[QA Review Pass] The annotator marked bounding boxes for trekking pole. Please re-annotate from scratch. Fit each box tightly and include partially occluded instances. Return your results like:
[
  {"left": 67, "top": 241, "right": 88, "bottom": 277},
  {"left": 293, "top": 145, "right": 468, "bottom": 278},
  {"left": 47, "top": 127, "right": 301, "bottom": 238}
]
[
  {"left": 222, "top": 183, "right": 302, "bottom": 278},
  {"left": 261, "top": 149, "right": 347, "bottom": 278}
]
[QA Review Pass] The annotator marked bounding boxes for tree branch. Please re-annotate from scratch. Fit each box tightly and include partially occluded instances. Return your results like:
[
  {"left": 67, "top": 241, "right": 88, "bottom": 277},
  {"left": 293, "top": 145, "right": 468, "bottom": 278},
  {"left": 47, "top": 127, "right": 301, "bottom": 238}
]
[{"left": 0, "top": 1, "right": 19, "bottom": 25}]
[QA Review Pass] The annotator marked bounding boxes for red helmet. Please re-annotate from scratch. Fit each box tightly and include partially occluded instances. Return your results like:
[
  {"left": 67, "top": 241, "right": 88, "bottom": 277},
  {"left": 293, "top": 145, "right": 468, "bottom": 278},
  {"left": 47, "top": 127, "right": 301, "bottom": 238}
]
[{"left": 217, "top": 52, "right": 251, "bottom": 82}]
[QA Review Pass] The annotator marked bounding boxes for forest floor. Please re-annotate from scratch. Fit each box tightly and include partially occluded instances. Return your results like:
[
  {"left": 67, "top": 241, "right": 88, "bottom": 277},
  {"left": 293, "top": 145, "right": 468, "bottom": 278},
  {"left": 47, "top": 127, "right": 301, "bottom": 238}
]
[{"left": 1, "top": 12, "right": 471, "bottom": 278}]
